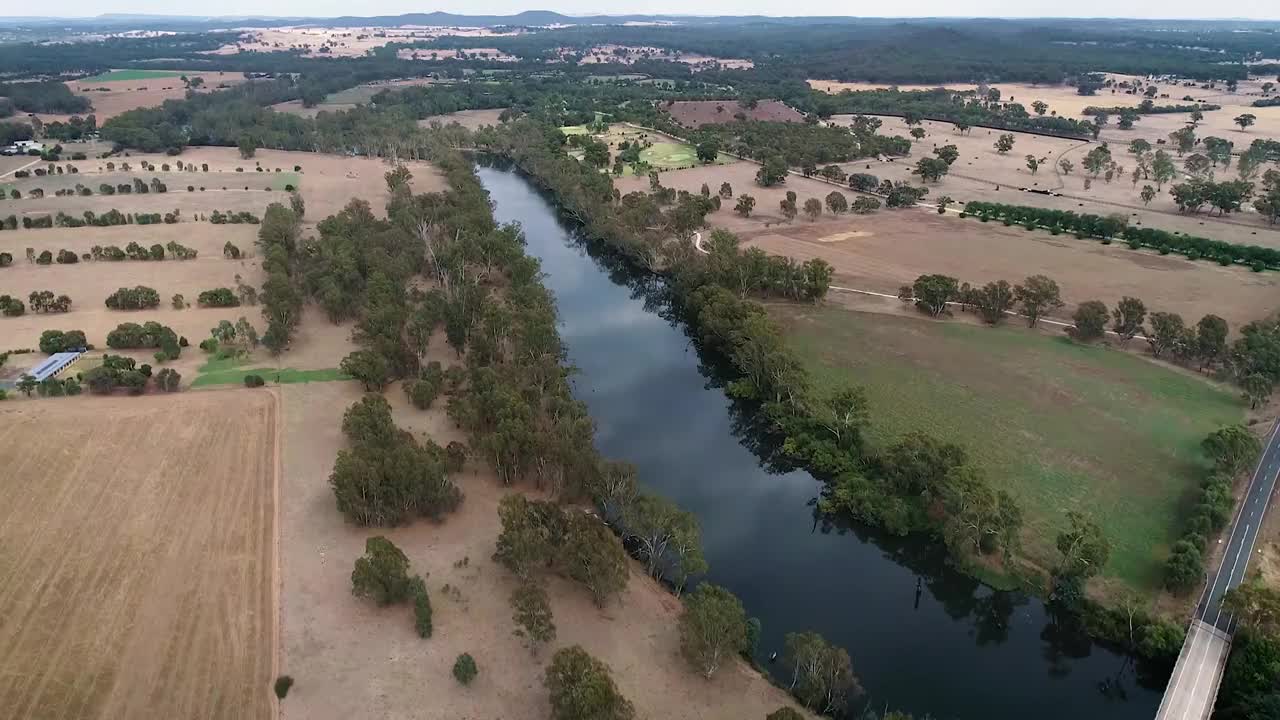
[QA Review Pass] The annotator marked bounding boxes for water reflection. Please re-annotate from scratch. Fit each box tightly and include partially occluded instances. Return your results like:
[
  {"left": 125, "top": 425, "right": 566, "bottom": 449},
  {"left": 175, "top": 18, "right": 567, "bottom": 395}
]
[{"left": 476, "top": 164, "right": 1166, "bottom": 720}]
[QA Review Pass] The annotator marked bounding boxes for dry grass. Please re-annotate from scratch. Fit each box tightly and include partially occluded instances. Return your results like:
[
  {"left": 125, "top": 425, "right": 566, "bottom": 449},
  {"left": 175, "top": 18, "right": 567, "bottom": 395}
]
[
  {"left": 418, "top": 107, "right": 506, "bottom": 130},
  {"left": 667, "top": 100, "right": 804, "bottom": 128},
  {"left": 0, "top": 390, "right": 277, "bottom": 720},
  {"left": 34, "top": 72, "right": 246, "bottom": 122},
  {"left": 278, "top": 379, "right": 805, "bottom": 720},
  {"left": 211, "top": 26, "right": 516, "bottom": 58},
  {"left": 625, "top": 161, "right": 1280, "bottom": 328}
]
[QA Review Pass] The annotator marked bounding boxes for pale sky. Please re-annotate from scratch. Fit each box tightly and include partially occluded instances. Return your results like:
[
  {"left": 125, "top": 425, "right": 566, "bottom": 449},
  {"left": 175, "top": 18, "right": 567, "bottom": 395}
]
[{"left": 17, "top": 2, "right": 1280, "bottom": 22}]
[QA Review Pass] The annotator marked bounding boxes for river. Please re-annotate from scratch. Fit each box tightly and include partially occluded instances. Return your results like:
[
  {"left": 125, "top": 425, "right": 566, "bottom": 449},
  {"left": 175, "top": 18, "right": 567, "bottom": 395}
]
[{"left": 477, "top": 164, "right": 1167, "bottom": 719}]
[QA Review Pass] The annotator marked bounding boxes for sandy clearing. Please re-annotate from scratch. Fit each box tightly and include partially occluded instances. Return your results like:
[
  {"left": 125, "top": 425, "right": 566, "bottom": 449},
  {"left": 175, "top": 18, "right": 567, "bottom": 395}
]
[
  {"left": 278, "top": 380, "right": 806, "bottom": 720},
  {"left": 622, "top": 162, "right": 1280, "bottom": 328},
  {"left": 0, "top": 390, "right": 276, "bottom": 720}
]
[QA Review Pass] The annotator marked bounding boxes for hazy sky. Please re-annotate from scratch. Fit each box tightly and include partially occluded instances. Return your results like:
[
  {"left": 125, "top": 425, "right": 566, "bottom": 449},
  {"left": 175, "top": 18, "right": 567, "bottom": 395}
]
[{"left": 24, "top": 1, "right": 1280, "bottom": 21}]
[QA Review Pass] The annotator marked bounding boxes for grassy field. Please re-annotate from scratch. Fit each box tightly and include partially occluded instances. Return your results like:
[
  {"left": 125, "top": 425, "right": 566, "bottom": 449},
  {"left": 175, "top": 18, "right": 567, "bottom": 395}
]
[
  {"left": 80, "top": 69, "right": 185, "bottom": 82},
  {"left": 560, "top": 122, "right": 732, "bottom": 175},
  {"left": 267, "top": 172, "right": 301, "bottom": 190},
  {"left": 192, "top": 355, "right": 348, "bottom": 387},
  {"left": 771, "top": 303, "right": 1245, "bottom": 595}
]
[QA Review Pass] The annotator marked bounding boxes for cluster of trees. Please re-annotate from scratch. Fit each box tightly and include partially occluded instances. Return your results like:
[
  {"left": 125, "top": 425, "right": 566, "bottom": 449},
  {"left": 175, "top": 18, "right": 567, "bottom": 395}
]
[
  {"left": 900, "top": 273, "right": 1065, "bottom": 328},
  {"left": 330, "top": 395, "right": 462, "bottom": 526},
  {"left": 38, "top": 329, "right": 87, "bottom": 354},
  {"left": 81, "top": 354, "right": 180, "bottom": 394},
  {"left": 26, "top": 290, "right": 72, "bottom": 313},
  {"left": 256, "top": 202, "right": 304, "bottom": 354},
  {"left": 961, "top": 201, "right": 1280, "bottom": 271},
  {"left": 15, "top": 373, "right": 83, "bottom": 398},
  {"left": 209, "top": 210, "right": 261, "bottom": 224},
  {"left": 349, "top": 536, "right": 434, "bottom": 638},
  {"left": 0, "top": 80, "right": 91, "bottom": 114},
  {"left": 105, "top": 285, "right": 161, "bottom": 310},
  {"left": 105, "top": 321, "right": 184, "bottom": 361},
  {"left": 0, "top": 294, "right": 25, "bottom": 316},
  {"left": 197, "top": 287, "right": 241, "bottom": 308}
]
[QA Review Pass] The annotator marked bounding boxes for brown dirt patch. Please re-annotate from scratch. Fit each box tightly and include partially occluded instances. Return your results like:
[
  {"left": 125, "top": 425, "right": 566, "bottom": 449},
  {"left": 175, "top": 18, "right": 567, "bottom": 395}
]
[
  {"left": 419, "top": 108, "right": 506, "bottom": 130},
  {"left": 666, "top": 99, "right": 804, "bottom": 128},
  {"left": 278, "top": 382, "right": 804, "bottom": 719},
  {"left": 35, "top": 72, "right": 247, "bottom": 122},
  {"left": 0, "top": 390, "right": 276, "bottom": 720}
]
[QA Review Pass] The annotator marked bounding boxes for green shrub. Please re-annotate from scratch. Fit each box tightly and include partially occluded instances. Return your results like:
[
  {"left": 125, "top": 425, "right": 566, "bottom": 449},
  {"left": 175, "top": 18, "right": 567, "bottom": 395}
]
[
  {"left": 273, "top": 675, "right": 294, "bottom": 699},
  {"left": 244, "top": 374, "right": 266, "bottom": 388},
  {"left": 452, "top": 653, "right": 477, "bottom": 685}
]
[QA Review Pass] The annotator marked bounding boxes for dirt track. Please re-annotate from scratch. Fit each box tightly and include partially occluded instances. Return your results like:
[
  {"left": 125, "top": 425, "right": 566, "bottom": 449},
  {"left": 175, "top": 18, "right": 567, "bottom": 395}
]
[{"left": 0, "top": 390, "right": 277, "bottom": 720}]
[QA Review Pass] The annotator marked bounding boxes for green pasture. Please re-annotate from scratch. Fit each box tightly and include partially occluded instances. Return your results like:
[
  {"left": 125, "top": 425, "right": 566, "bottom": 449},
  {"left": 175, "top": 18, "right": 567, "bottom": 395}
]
[
  {"left": 191, "top": 356, "right": 349, "bottom": 388},
  {"left": 772, "top": 303, "right": 1244, "bottom": 596},
  {"left": 79, "top": 69, "right": 185, "bottom": 83}
]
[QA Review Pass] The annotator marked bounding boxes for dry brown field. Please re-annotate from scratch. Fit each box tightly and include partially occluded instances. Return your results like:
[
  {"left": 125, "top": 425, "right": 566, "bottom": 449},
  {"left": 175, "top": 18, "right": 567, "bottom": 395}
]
[
  {"left": 667, "top": 99, "right": 804, "bottom": 127},
  {"left": 277, "top": 375, "right": 805, "bottom": 720},
  {"left": 823, "top": 115, "right": 1280, "bottom": 247},
  {"left": 34, "top": 71, "right": 246, "bottom": 123},
  {"left": 211, "top": 26, "right": 517, "bottom": 58},
  {"left": 418, "top": 107, "right": 506, "bottom": 130},
  {"left": 0, "top": 390, "right": 276, "bottom": 720},
  {"left": 622, "top": 161, "right": 1280, "bottom": 328},
  {"left": 573, "top": 44, "right": 753, "bottom": 69},
  {"left": 397, "top": 47, "right": 517, "bottom": 62}
]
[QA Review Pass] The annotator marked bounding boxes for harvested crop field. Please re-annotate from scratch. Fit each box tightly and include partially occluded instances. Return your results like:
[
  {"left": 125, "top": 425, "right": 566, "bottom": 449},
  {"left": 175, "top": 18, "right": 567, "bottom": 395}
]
[
  {"left": 419, "top": 107, "right": 506, "bottom": 130},
  {"left": 666, "top": 99, "right": 804, "bottom": 127},
  {"left": 624, "top": 162, "right": 1280, "bottom": 328},
  {"left": 277, "top": 380, "right": 804, "bottom": 720},
  {"left": 0, "top": 390, "right": 277, "bottom": 720},
  {"left": 772, "top": 302, "right": 1244, "bottom": 595},
  {"left": 35, "top": 71, "right": 246, "bottom": 122}
]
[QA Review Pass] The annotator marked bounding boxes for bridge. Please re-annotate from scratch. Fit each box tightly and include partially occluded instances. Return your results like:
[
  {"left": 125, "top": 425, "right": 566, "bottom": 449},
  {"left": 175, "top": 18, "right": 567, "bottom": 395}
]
[{"left": 1155, "top": 420, "right": 1280, "bottom": 720}]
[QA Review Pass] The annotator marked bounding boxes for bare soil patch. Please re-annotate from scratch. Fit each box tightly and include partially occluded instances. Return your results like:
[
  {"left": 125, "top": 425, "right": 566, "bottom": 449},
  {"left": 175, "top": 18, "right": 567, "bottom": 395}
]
[
  {"left": 419, "top": 107, "right": 506, "bottom": 130},
  {"left": 278, "top": 382, "right": 803, "bottom": 720},
  {"left": 0, "top": 390, "right": 276, "bottom": 720},
  {"left": 666, "top": 99, "right": 804, "bottom": 128}
]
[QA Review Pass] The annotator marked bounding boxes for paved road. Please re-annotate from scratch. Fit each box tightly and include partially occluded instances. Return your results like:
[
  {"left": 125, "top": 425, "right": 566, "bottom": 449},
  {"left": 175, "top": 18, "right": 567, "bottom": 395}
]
[
  {"left": 1155, "top": 419, "right": 1280, "bottom": 720},
  {"left": 1196, "top": 418, "right": 1280, "bottom": 633}
]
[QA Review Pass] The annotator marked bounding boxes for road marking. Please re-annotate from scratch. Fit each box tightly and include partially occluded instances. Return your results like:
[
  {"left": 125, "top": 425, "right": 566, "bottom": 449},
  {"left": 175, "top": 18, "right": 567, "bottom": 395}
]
[{"left": 1211, "top": 524, "right": 1250, "bottom": 628}]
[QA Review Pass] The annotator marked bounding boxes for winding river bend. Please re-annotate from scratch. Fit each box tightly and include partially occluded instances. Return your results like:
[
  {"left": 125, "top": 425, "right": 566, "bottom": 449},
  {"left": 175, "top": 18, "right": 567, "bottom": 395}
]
[{"left": 477, "top": 164, "right": 1166, "bottom": 720}]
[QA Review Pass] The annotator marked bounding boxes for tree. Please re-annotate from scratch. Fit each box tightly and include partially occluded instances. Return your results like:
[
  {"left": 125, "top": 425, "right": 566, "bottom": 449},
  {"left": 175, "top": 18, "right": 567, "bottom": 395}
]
[
  {"left": 452, "top": 653, "right": 478, "bottom": 685},
  {"left": 340, "top": 350, "right": 390, "bottom": 391},
  {"left": 734, "top": 195, "right": 755, "bottom": 217},
  {"left": 1111, "top": 296, "right": 1147, "bottom": 345},
  {"left": 1083, "top": 145, "right": 1113, "bottom": 177},
  {"left": 563, "top": 514, "right": 629, "bottom": 606},
  {"left": 1170, "top": 126, "right": 1198, "bottom": 156},
  {"left": 1242, "top": 373, "right": 1273, "bottom": 410},
  {"left": 1032, "top": 100, "right": 1049, "bottom": 115},
  {"left": 913, "top": 157, "right": 949, "bottom": 183},
  {"left": 695, "top": 139, "right": 720, "bottom": 164},
  {"left": 17, "top": 373, "right": 37, "bottom": 397},
  {"left": 1013, "top": 275, "right": 1063, "bottom": 328},
  {"left": 1195, "top": 314, "right": 1229, "bottom": 370},
  {"left": 1223, "top": 574, "right": 1280, "bottom": 636},
  {"left": 1203, "top": 136, "right": 1234, "bottom": 167},
  {"left": 850, "top": 196, "right": 880, "bottom": 214},
  {"left": 1151, "top": 150, "right": 1177, "bottom": 188},
  {"left": 756, "top": 156, "right": 788, "bottom": 187},
  {"left": 994, "top": 133, "right": 1015, "bottom": 154},
  {"left": 410, "top": 575, "right": 433, "bottom": 638},
  {"left": 512, "top": 580, "right": 556, "bottom": 651},
  {"left": 679, "top": 583, "right": 749, "bottom": 679},
  {"left": 825, "top": 191, "right": 848, "bottom": 214},
  {"left": 1058, "top": 158, "right": 1074, "bottom": 175},
  {"left": 909, "top": 127, "right": 925, "bottom": 140},
  {"left": 933, "top": 144, "right": 959, "bottom": 165},
  {"left": 1071, "top": 300, "right": 1109, "bottom": 341},
  {"left": 1186, "top": 153, "right": 1213, "bottom": 179},
  {"left": 1140, "top": 184, "right": 1157, "bottom": 205},
  {"left": 237, "top": 134, "right": 256, "bottom": 159},
  {"left": 1147, "top": 311, "right": 1187, "bottom": 358},
  {"left": 1202, "top": 425, "right": 1262, "bottom": 476},
  {"left": 784, "top": 631, "right": 860, "bottom": 714},
  {"left": 1235, "top": 113, "right": 1257, "bottom": 131},
  {"left": 544, "top": 646, "right": 635, "bottom": 720},
  {"left": 975, "top": 280, "right": 1015, "bottom": 325},
  {"left": 911, "top": 274, "right": 958, "bottom": 317},
  {"left": 803, "top": 198, "right": 822, "bottom": 221},
  {"left": 1025, "top": 155, "right": 1040, "bottom": 174},
  {"left": 779, "top": 198, "right": 798, "bottom": 222},
  {"left": 351, "top": 536, "right": 413, "bottom": 606},
  {"left": 718, "top": 182, "right": 733, "bottom": 198},
  {"left": 1129, "top": 138, "right": 1152, "bottom": 157},
  {"left": 624, "top": 493, "right": 705, "bottom": 589},
  {"left": 1056, "top": 511, "right": 1110, "bottom": 579}
]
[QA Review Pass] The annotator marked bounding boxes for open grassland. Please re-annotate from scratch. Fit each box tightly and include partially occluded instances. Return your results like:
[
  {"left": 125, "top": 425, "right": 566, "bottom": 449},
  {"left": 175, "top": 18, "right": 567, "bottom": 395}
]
[
  {"left": 191, "top": 355, "right": 348, "bottom": 387},
  {"left": 0, "top": 391, "right": 276, "bottom": 720},
  {"left": 771, "top": 303, "right": 1244, "bottom": 595},
  {"left": 79, "top": 69, "right": 184, "bottom": 82}
]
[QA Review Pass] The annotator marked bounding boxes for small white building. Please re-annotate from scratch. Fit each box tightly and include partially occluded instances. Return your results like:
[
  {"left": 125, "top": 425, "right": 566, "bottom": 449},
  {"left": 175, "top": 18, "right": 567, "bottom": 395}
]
[{"left": 2, "top": 139, "right": 43, "bottom": 155}]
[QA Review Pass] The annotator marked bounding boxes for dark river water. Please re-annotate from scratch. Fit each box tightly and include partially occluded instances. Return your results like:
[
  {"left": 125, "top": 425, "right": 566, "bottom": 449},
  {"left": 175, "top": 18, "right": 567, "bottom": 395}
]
[{"left": 477, "top": 165, "right": 1167, "bottom": 720}]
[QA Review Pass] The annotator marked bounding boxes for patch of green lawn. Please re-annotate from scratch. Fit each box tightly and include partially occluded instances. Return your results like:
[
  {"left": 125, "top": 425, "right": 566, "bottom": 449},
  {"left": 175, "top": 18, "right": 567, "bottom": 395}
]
[
  {"left": 267, "top": 173, "right": 301, "bottom": 191},
  {"left": 191, "top": 355, "right": 349, "bottom": 388},
  {"left": 772, "top": 303, "right": 1244, "bottom": 596},
  {"left": 80, "top": 69, "right": 185, "bottom": 83}
]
